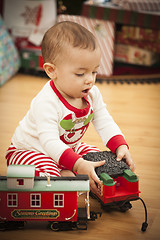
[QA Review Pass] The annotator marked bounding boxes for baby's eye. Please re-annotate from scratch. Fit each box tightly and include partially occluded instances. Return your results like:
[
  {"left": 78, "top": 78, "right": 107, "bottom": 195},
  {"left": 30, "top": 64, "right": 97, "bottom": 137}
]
[
  {"left": 92, "top": 71, "right": 97, "bottom": 75},
  {"left": 75, "top": 73, "right": 84, "bottom": 77}
]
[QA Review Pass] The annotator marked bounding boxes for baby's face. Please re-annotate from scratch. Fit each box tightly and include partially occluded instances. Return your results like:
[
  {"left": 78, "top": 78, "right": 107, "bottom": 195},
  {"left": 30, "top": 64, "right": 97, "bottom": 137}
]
[{"left": 53, "top": 45, "right": 101, "bottom": 100}]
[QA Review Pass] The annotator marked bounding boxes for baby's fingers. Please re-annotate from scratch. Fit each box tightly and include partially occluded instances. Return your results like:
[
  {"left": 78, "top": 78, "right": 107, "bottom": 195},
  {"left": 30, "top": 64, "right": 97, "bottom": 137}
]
[
  {"left": 127, "top": 160, "right": 135, "bottom": 172},
  {"left": 90, "top": 160, "right": 105, "bottom": 184},
  {"left": 89, "top": 168, "right": 99, "bottom": 183},
  {"left": 93, "top": 160, "right": 106, "bottom": 168},
  {"left": 116, "top": 153, "right": 123, "bottom": 161},
  {"left": 90, "top": 179, "right": 99, "bottom": 194}
]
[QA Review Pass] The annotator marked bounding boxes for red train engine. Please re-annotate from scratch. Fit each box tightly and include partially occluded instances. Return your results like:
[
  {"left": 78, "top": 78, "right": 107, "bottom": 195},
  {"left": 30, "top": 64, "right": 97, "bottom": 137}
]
[
  {"left": 94, "top": 170, "right": 139, "bottom": 211},
  {"left": 83, "top": 151, "right": 148, "bottom": 231}
]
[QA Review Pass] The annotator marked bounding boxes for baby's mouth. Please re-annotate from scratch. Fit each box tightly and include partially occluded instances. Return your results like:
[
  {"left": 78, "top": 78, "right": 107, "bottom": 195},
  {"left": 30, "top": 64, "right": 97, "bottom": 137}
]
[{"left": 82, "top": 88, "right": 90, "bottom": 97}]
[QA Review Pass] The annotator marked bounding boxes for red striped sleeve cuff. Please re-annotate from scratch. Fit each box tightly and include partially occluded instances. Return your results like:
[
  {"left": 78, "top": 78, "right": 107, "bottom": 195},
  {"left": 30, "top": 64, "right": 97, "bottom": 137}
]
[
  {"left": 59, "top": 148, "right": 80, "bottom": 171},
  {"left": 107, "top": 135, "right": 129, "bottom": 153}
]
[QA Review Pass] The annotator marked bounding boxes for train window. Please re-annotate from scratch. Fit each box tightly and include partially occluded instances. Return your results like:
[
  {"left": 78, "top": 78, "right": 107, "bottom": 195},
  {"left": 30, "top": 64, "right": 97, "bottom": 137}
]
[
  {"left": 54, "top": 194, "right": 64, "bottom": 207},
  {"left": 30, "top": 194, "right": 41, "bottom": 207},
  {"left": 17, "top": 179, "right": 24, "bottom": 185},
  {"left": 7, "top": 193, "right": 18, "bottom": 207}
]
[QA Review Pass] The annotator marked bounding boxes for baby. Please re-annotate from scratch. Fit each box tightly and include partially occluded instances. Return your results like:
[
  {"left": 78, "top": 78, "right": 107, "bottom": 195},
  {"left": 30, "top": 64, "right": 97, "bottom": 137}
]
[{"left": 6, "top": 21, "right": 134, "bottom": 193}]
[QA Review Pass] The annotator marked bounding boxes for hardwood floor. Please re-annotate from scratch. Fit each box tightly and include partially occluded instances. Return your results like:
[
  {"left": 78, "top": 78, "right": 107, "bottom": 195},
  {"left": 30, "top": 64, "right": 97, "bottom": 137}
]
[{"left": 0, "top": 73, "right": 160, "bottom": 240}]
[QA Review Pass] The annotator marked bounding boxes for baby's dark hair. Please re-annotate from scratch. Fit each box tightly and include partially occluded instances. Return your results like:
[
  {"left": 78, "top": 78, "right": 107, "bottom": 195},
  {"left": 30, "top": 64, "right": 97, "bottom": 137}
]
[{"left": 41, "top": 21, "right": 98, "bottom": 63}]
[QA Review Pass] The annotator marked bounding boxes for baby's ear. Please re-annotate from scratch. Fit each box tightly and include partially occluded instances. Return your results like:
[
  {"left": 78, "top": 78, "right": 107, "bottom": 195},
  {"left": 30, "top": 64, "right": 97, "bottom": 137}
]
[{"left": 43, "top": 63, "right": 57, "bottom": 80}]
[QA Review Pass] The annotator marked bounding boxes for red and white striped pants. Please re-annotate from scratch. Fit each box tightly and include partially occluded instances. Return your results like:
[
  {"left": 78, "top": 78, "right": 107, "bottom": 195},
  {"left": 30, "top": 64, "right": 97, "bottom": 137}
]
[{"left": 6, "top": 143, "right": 100, "bottom": 177}]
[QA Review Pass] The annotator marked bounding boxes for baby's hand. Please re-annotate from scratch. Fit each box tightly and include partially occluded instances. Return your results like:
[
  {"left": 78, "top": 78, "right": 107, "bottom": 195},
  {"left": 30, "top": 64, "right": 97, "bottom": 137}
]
[
  {"left": 116, "top": 145, "right": 135, "bottom": 171},
  {"left": 73, "top": 157, "right": 105, "bottom": 194}
]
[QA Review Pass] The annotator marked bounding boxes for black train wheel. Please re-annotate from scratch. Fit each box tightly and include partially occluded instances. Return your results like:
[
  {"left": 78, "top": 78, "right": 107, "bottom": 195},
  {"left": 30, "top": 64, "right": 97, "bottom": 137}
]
[
  {"left": 100, "top": 201, "right": 132, "bottom": 212},
  {"left": 50, "top": 222, "right": 60, "bottom": 231},
  {"left": 119, "top": 201, "right": 132, "bottom": 212}
]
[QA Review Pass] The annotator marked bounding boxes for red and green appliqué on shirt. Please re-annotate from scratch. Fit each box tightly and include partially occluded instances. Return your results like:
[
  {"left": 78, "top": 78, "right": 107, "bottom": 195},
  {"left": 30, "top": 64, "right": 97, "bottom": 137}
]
[{"left": 50, "top": 80, "right": 94, "bottom": 148}]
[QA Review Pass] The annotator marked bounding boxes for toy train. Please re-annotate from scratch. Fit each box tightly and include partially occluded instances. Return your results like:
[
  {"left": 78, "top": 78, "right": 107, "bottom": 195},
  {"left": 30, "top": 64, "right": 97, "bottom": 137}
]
[
  {"left": 0, "top": 151, "right": 148, "bottom": 232},
  {"left": 0, "top": 165, "right": 98, "bottom": 231}
]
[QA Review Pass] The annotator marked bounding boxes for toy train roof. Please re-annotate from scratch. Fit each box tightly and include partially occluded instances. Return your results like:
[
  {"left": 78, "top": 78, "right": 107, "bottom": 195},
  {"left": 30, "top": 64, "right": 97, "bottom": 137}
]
[
  {"left": 7, "top": 165, "right": 35, "bottom": 178},
  {"left": 0, "top": 175, "right": 89, "bottom": 192},
  {"left": 0, "top": 177, "right": 89, "bottom": 192},
  {"left": 0, "top": 165, "right": 90, "bottom": 192}
]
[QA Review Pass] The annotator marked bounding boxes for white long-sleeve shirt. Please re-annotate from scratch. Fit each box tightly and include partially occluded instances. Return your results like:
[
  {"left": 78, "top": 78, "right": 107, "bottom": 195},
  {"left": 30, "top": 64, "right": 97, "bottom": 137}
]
[{"left": 12, "top": 80, "right": 127, "bottom": 170}]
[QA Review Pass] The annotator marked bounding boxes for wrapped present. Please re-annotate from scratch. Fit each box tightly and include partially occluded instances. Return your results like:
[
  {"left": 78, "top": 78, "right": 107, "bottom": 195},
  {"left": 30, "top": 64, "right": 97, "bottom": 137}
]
[
  {"left": 57, "top": 14, "right": 115, "bottom": 77},
  {"left": 119, "top": 26, "right": 160, "bottom": 42},
  {"left": 112, "top": 0, "right": 160, "bottom": 12},
  {"left": 116, "top": 37, "right": 160, "bottom": 53},
  {"left": 114, "top": 43, "right": 159, "bottom": 66},
  {"left": 0, "top": 15, "right": 20, "bottom": 86},
  {"left": 116, "top": 25, "right": 160, "bottom": 53},
  {"left": 3, "top": 0, "right": 57, "bottom": 47}
]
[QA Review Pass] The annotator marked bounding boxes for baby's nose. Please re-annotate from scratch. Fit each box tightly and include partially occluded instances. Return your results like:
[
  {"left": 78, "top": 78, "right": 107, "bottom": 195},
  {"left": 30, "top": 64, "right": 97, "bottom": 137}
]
[{"left": 85, "top": 74, "right": 94, "bottom": 84}]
